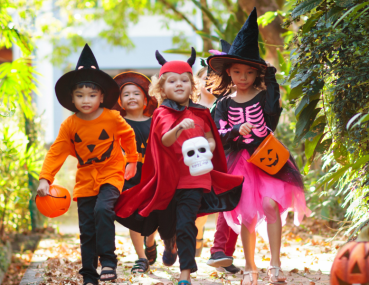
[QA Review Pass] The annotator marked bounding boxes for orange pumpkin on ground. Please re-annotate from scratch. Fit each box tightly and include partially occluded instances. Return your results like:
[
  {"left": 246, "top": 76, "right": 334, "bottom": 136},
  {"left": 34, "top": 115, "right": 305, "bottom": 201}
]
[
  {"left": 330, "top": 225, "right": 369, "bottom": 285},
  {"left": 247, "top": 132, "right": 289, "bottom": 175},
  {"left": 35, "top": 185, "right": 71, "bottom": 218}
]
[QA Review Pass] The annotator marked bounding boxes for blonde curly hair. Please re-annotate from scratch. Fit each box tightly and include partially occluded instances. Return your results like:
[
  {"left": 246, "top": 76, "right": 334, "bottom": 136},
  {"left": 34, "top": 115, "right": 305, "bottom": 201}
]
[{"left": 149, "top": 72, "right": 198, "bottom": 105}]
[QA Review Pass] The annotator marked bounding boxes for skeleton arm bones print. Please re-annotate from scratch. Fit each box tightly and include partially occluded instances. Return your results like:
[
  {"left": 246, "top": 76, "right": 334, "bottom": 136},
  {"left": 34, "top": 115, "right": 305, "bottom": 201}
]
[{"left": 214, "top": 67, "right": 281, "bottom": 149}]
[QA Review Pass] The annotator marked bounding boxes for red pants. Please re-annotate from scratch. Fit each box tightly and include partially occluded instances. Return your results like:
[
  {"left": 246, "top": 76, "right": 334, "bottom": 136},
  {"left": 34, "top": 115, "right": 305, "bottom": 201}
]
[{"left": 210, "top": 212, "right": 238, "bottom": 256}]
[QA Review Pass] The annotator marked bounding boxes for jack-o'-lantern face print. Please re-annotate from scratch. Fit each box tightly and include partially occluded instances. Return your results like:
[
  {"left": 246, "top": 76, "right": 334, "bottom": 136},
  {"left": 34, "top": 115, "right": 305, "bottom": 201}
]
[
  {"left": 330, "top": 241, "right": 369, "bottom": 285},
  {"left": 259, "top": 149, "right": 279, "bottom": 167},
  {"left": 71, "top": 128, "right": 115, "bottom": 166}
]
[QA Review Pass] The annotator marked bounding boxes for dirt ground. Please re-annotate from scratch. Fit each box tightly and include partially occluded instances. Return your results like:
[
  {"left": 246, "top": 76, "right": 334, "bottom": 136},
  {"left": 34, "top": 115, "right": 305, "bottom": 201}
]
[{"left": 16, "top": 217, "right": 346, "bottom": 285}]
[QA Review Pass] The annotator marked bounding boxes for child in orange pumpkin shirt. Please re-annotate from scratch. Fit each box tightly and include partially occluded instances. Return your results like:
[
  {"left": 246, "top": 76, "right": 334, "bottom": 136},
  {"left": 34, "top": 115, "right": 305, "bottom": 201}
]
[{"left": 37, "top": 44, "right": 138, "bottom": 285}]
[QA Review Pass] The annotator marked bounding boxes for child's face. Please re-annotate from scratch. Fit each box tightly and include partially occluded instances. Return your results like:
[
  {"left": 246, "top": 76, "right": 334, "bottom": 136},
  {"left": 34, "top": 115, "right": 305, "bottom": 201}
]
[
  {"left": 120, "top": 84, "right": 146, "bottom": 113},
  {"left": 227, "top": 63, "right": 258, "bottom": 91},
  {"left": 72, "top": 86, "right": 104, "bottom": 114},
  {"left": 162, "top": 72, "right": 192, "bottom": 106},
  {"left": 200, "top": 70, "right": 208, "bottom": 88}
]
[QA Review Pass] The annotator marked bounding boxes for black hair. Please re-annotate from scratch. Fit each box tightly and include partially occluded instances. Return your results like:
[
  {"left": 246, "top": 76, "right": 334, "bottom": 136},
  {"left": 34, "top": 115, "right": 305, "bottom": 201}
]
[
  {"left": 207, "top": 63, "right": 265, "bottom": 97},
  {"left": 71, "top": 82, "right": 102, "bottom": 93}
]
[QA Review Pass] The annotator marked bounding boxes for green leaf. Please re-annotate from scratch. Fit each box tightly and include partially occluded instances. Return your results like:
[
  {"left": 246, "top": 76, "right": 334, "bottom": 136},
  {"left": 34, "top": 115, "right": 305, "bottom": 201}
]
[
  {"left": 325, "top": 7, "right": 345, "bottom": 23},
  {"left": 288, "top": 84, "right": 303, "bottom": 100},
  {"left": 335, "top": 0, "right": 355, "bottom": 7},
  {"left": 195, "top": 31, "right": 220, "bottom": 42},
  {"left": 304, "top": 122, "right": 326, "bottom": 140},
  {"left": 333, "top": 2, "right": 369, "bottom": 28},
  {"left": 295, "top": 100, "right": 321, "bottom": 143},
  {"left": 333, "top": 141, "right": 349, "bottom": 165},
  {"left": 290, "top": 70, "right": 313, "bottom": 89},
  {"left": 257, "top": 11, "right": 278, "bottom": 28},
  {"left": 295, "top": 93, "right": 321, "bottom": 117},
  {"left": 315, "top": 138, "right": 332, "bottom": 153},
  {"left": 258, "top": 33, "right": 266, "bottom": 58},
  {"left": 291, "top": 0, "right": 324, "bottom": 18},
  {"left": 305, "top": 132, "right": 325, "bottom": 159},
  {"left": 302, "top": 11, "right": 323, "bottom": 33},
  {"left": 224, "top": 14, "right": 242, "bottom": 43},
  {"left": 277, "top": 50, "right": 287, "bottom": 73},
  {"left": 307, "top": 79, "right": 324, "bottom": 96},
  {"left": 317, "top": 154, "right": 369, "bottom": 189}
]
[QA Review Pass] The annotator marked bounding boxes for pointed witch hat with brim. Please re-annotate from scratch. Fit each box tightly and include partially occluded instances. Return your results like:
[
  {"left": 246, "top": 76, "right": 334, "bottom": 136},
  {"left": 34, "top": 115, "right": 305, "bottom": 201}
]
[
  {"left": 112, "top": 71, "right": 158, "bottom": 117},
  {"left": 207, "top": 7, "right": 267, "bottom": 74},
  {"left": 55, "top": 44, "right": 120, "bottom": 112}
]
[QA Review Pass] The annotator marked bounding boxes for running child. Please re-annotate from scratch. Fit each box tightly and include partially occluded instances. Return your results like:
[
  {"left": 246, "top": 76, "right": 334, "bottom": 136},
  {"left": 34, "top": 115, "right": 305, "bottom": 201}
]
[
  {"left": 113, "top": 71, "right": 158, "bottom": 273},
  {"left": 207, "top": 8, "right": 310, "bottom": 285},
  {"left": 115, "top": 48, "right": 243, "bottom": 285},
  {"left": 37, "top": 44, "right": 138, "bottom": 285}
]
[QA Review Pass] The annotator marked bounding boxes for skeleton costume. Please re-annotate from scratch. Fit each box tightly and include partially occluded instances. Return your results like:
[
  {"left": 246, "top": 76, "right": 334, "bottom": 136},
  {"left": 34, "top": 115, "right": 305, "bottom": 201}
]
[{"left": 208, "top": 8, "right": 310, "bottom": 236}]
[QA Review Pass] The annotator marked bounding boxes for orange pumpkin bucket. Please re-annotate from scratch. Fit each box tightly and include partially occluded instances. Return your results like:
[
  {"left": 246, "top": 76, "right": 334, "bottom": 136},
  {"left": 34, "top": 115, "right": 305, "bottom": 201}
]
[
  {"left": 35, "top": 185, "right": 71, "bottom": 218},
  {"left": 247, "top": 132, "right": 289, "bottom": 175}
]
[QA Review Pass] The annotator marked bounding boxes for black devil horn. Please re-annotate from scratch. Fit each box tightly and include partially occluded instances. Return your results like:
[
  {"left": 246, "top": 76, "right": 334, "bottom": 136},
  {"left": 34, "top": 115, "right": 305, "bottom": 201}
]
[
  {"left": 187, "top": 47, "right": 196, "bottom": 67},
  {"left": 155, "top": 50, "right": 167, "bottom": 66}
]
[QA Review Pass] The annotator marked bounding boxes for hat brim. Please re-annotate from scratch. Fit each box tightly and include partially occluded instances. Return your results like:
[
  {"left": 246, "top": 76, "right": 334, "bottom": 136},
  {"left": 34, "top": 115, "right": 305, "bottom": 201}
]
[
  {"left": 207, "top": 55, "right": 267, "bottom": 74},
  {"left": 55, "top": 69, "right": 120, "bottom": 112},
  {"left": 113, "top": 71, "right": 158, "bottom": 117}
]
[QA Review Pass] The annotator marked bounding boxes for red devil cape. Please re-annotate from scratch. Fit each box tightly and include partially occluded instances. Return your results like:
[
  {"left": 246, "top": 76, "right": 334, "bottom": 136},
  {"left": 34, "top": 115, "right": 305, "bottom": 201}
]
[{"left": 115, "top": 99, "right": 243, "bottom": 239}]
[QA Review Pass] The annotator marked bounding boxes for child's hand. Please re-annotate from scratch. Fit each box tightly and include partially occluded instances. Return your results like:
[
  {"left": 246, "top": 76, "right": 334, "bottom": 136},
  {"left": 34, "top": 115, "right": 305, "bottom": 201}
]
[
  {"left": 37, "top": 179, "right": 50, "bottom": 197},
  {"left": 178, "top": 118, "right": 195, "bottom": 130},
  {"left": 124, "top": 162, "right": 137, "bottom": 180},
  {"left": 265, "top": 61, "right": 273, "bottom": 68},
  {"left": 239, "top": 122, "right": 254, "bottom": 136}
]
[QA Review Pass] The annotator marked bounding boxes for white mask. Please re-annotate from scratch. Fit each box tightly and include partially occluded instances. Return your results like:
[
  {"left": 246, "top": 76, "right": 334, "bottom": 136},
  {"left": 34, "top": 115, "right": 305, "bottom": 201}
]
[{"left": 182, "top": 136, "right": 213, "bottom": 176}]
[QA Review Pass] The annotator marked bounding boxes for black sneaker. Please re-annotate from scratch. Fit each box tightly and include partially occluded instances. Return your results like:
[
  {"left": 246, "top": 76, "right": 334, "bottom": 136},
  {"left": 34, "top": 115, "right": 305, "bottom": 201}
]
[
  {"left": 206, "top": 251, "right": 233, "bottom": 267},
  {"left": 216, "top": 264, "right": 241, "bottom": 274}
]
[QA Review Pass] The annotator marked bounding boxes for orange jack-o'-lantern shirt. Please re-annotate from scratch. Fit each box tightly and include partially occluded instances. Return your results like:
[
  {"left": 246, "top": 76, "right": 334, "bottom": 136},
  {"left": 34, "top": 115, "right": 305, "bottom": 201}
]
[{"left": 39, "top": 108, "right": 138, "bottom": 201}]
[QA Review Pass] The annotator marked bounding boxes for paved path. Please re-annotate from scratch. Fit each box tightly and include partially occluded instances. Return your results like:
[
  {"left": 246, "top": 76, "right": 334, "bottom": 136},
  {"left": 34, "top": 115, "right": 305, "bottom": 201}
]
[{"left": 20, "top": 223, "right": 342, "bottom": 285}]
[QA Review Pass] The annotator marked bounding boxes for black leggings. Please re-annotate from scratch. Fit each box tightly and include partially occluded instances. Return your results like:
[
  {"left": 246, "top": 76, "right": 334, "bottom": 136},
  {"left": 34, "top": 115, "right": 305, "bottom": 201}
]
[
  {"left": 174, "top": 188, "right": 204, "bottom": 272},
  {"left": 77, "top": 183, "right": 120, "bottom": 284}
]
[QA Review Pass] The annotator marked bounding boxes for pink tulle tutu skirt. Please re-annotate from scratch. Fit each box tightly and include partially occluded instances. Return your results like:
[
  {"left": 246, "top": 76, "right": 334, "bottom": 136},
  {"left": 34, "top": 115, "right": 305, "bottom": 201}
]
[{"left": 223, "top": 149, "right": 311, "bottom": 236}]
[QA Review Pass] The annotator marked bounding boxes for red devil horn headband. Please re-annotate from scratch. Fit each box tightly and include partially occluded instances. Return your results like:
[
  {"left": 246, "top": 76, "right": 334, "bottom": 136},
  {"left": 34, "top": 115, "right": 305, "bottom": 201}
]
[{"left": 156, "top": 47, "right": 196, "bottom": 77}]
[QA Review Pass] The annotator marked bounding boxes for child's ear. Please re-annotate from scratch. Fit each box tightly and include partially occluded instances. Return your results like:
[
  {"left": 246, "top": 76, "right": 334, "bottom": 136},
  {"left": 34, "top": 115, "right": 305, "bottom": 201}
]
[
  {"left": 100, "top": 93, "right": 104, "bottom": 103},
  {"left": 226, "top": 68, "right": 231, "bottom": 76}
]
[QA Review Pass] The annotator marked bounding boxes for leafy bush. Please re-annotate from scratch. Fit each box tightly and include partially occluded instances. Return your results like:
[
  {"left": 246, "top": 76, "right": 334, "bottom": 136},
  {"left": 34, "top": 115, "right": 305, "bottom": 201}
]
[{"left": 284, "top": 0, "right": 369, "bottom": 235}]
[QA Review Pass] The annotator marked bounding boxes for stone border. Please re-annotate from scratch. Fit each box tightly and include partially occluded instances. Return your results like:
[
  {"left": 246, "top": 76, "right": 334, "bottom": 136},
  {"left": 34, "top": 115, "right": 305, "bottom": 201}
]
[
  {"left": 0, "top": 241, "right": 12, "bottom": 285},
  {"left": 19, "top": 261, "right": 45, "bottom": 285}
]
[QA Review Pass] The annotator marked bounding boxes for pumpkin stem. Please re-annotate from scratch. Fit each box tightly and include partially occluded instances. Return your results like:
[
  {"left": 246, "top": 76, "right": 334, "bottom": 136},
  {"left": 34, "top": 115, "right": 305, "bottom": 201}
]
[{"left": 356, "top": 225, "right": 369, "bottom": 242}]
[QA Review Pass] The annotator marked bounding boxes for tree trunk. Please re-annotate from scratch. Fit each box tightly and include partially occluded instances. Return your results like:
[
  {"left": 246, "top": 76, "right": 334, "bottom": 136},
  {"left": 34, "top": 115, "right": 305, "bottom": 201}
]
[
  {"left": 200, "top": 0, "right": 213, "bottom": 51},
  {"left": 238, "top": 0, "right": 285, "bottom": 63}
]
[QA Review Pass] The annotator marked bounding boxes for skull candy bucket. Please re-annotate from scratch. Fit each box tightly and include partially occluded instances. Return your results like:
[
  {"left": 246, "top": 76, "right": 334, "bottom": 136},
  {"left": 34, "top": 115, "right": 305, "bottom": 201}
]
[{"left": 182, "top": 136, "right": 213, "bottom": 176}]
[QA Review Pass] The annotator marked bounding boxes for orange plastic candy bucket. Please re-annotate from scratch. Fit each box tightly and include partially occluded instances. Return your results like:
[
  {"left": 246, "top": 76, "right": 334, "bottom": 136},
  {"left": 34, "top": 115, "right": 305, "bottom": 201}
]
[
  {"left": 247, "top": 132, "right": 289, "bottom": 175},
  {"left": 35, "top": 185, "right": 71, "bottom": 218}
]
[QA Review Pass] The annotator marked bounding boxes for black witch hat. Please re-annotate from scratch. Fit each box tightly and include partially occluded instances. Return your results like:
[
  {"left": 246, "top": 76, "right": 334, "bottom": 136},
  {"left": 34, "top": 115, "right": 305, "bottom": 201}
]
[
  {"left": 55, "top": 44, "right": 120, "bottom": 112},
  {"left": 207, "top": 7, "right": 267, "bottom": 74}
]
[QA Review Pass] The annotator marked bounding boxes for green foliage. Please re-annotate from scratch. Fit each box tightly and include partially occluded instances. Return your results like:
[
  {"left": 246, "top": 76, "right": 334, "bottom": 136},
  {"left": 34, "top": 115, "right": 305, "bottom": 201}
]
[
  {"left": 0, "top": 0, "right": 46, "bottom": 237},
  {"left": 285, "top": 0, "right": 369, "bottom": 234},
  {"left": 0, "top": 113, "right": 45, "bottom": 238}
]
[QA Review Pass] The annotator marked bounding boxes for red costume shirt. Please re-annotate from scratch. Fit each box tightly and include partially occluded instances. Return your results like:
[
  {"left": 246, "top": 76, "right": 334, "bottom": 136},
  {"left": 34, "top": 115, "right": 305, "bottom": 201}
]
[
  {"left": 169, "top": 109, "right": 212, "bottom": 191},
  {"left": 115, "top": 99, "right": 244, "bottom": 220},
  {"left": 39, "top": 108, "right": 138, "bottom": 200}
]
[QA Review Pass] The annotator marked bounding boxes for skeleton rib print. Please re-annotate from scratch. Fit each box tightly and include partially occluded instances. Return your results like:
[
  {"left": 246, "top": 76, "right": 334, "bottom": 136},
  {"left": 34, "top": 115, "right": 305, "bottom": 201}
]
[{"left": 219, "top": 102, "right": 268, "bottom": 144}]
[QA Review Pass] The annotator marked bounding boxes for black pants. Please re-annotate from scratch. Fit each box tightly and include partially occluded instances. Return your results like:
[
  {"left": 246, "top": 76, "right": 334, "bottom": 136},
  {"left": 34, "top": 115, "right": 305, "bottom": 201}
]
[
  {"left": 77, "top": 183, "right": 120, "bottom": 284},
  {"left": 174, "top": 188, "right": 204, "bottom": 272}
]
